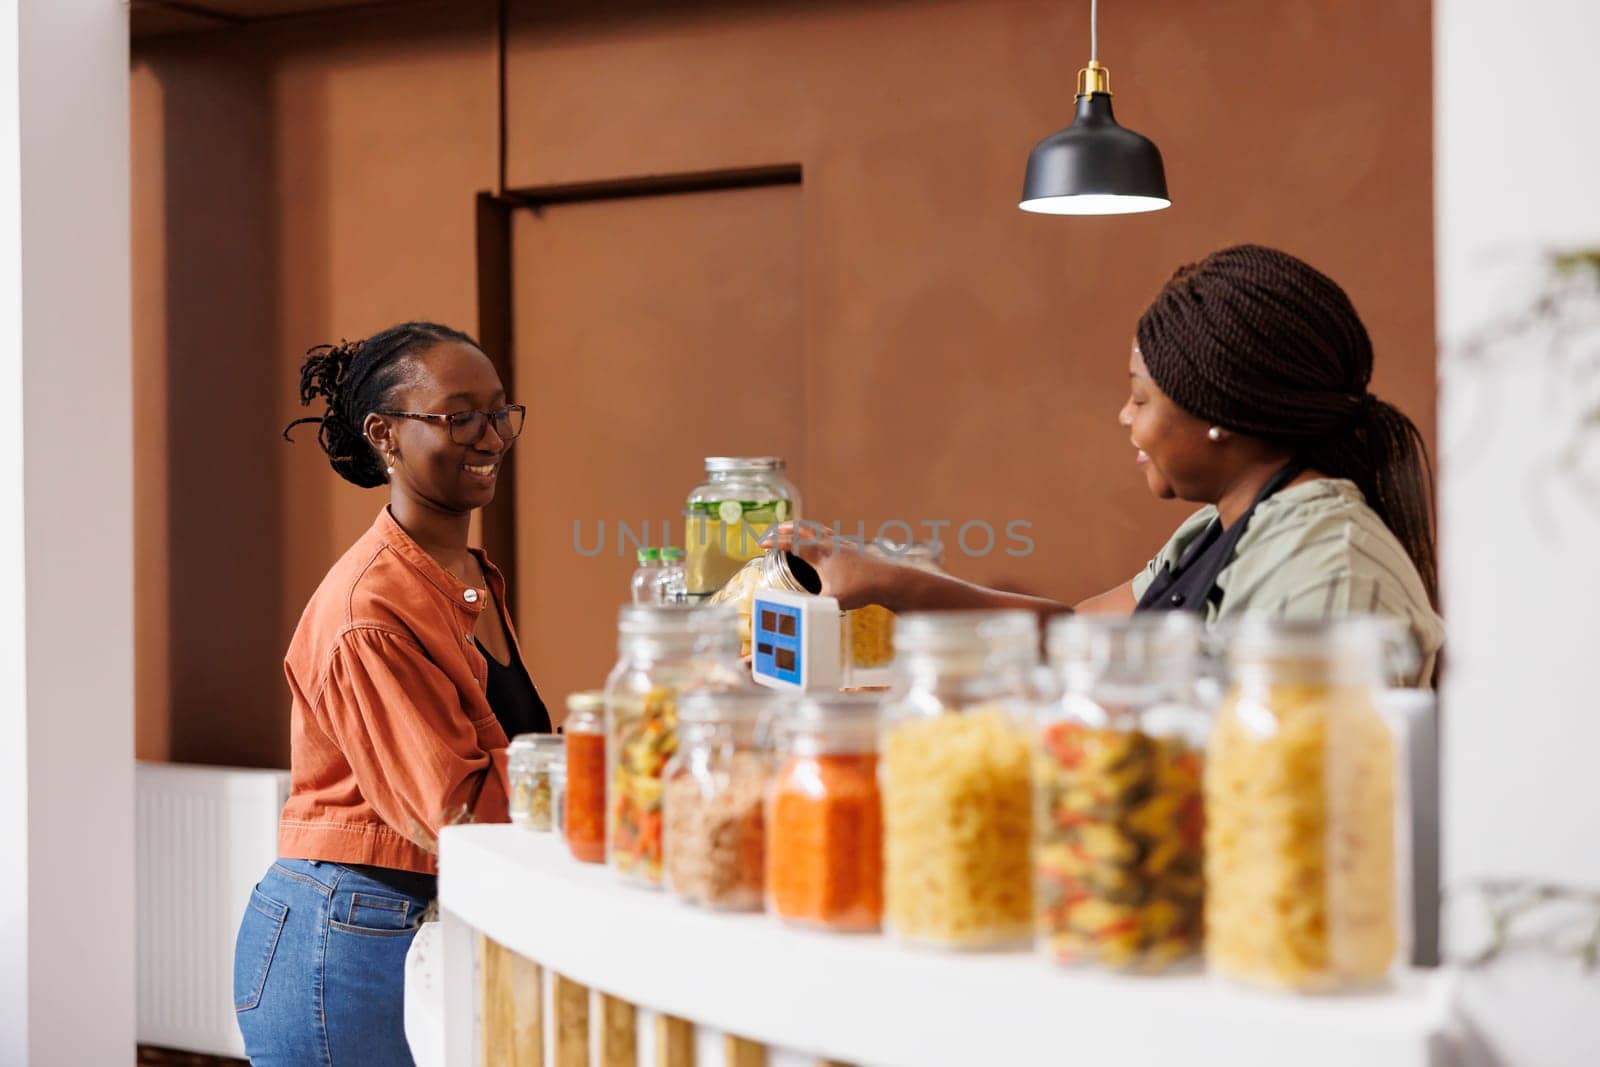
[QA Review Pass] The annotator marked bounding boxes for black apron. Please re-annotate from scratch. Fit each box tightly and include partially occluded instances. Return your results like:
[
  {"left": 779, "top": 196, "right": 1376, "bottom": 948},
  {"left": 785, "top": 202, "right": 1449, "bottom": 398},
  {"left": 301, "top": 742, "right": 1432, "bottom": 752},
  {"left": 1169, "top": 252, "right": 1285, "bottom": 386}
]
[{"left": 1134, "top": 462, "right": 1304, "bottom": 615}]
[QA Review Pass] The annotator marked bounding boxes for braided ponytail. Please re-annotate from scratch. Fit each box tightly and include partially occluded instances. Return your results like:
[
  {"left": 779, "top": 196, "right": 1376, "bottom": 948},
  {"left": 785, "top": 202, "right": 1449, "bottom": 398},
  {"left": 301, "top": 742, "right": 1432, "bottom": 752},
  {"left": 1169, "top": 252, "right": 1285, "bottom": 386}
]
[
  {"left": 1136, "top": 244, "right": 1439, "bottom": 604},
  {"left": 1301, "top": 395, "right": 1438, "bottom": 606},
  {"left": 282, "top": 321, "right": 480, "bottom": 488}
]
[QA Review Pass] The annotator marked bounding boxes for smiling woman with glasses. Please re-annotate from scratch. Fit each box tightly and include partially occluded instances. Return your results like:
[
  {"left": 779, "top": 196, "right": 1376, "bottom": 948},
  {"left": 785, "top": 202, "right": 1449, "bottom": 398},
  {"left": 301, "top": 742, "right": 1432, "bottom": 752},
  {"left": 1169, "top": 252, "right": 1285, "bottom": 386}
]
[{"left": 236, "top": 321, "right": 549, "bottom": 1066}]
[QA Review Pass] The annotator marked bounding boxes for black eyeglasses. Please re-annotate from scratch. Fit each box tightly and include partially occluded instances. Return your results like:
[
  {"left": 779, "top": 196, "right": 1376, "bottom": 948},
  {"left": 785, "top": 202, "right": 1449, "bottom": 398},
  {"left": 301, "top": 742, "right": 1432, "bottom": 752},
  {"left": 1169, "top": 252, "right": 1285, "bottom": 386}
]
[{"left": 375, "top": 404, "right": 526, "bottom": 445}]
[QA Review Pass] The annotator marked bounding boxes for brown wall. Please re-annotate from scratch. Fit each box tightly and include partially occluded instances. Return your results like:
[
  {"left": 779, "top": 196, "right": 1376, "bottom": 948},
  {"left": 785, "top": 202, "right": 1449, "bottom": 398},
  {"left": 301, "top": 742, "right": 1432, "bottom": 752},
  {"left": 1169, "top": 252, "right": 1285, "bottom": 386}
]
[
  {"left": 132, "top": 0, "right": 500, "bottom": 764},
  {"left": 133, "top": 0, "right": 1434, "bottom": 764},
  {"left": 500, "top": 0, "right": 1437, "bottom": 699}
]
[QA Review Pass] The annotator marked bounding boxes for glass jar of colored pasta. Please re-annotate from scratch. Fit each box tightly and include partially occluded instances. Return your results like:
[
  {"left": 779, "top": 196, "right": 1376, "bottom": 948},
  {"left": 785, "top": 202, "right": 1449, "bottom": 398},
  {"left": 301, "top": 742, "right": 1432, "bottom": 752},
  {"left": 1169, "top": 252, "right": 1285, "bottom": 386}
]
[
  {"left": 603, "top": 604, "right": 752, "bottom": 889},
  {"left": 879, "top": 611, "right": 1039, "bottom": 949},
  {"left": 1037, "top": 615, "right": 1208, "bottom": 971},
  {"left": 766, "top": 694, "right": 884, "bottom": 932},
  {"left": 1207, "top": 617, "right": 1406, "bottom": 991}
]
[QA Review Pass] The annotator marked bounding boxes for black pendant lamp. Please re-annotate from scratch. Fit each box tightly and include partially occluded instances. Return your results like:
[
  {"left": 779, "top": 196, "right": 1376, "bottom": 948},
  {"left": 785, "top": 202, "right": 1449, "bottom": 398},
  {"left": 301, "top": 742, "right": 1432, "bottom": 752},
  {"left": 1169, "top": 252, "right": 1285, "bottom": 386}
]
[{"left": 1020, "top": 0, "right": 1170, "bottom": 215}]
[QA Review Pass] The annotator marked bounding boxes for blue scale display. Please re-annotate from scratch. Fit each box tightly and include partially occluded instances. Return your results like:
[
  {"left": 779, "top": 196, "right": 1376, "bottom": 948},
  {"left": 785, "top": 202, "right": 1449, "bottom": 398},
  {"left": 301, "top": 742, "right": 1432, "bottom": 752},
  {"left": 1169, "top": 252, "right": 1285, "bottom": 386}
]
[
  {"left": 752, "top": 599, "right": 804, "bottom": 686},
  {"left": 749, "top": 589, "right": 843, "bottom": 692}
]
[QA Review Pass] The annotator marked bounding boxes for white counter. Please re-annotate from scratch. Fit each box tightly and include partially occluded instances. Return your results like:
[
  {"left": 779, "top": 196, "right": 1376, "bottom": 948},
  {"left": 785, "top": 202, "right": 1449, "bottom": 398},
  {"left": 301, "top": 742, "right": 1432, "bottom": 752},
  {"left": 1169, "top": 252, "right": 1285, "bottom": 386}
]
[{"left": 439, "top": 825, "right": 1463, "bottom": 1067}]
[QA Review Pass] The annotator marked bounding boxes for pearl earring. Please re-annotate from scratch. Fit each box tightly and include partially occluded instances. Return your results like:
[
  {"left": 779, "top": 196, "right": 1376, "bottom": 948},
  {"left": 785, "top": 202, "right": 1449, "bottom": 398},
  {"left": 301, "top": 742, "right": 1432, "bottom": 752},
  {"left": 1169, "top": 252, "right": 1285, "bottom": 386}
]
[
  {"left": 1207, "top": 427, "right": 1223, "bottom": 442},
  {"left": 386, "top": 454, "right": 397, "bottom": 477}
]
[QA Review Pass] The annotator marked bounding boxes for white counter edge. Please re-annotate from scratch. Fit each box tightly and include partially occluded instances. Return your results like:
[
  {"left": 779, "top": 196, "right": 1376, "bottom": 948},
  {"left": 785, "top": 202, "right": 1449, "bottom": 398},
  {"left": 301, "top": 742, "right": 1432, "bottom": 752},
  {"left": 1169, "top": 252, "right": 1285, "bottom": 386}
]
[{"left": 441, "top": 825, "right": 1461, "bottom": 1067}]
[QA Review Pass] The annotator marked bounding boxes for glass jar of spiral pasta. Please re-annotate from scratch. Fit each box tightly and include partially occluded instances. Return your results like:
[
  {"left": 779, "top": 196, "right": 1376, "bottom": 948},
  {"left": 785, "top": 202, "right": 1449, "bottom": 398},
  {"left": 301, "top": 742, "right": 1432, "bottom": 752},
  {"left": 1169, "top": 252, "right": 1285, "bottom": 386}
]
[
  {"left": 1207, "top": 617, "right": 1409, "bottom": 992},
  {"left": 880, "top": 611, "right": 1039, "bottom": 949},
  {"left": 1037, "top": 615, "right": 1208, "bottom": 971},
  {"left": 507, "top": 734, "right": 564, "bottom": 831},
  {"left": 662, "top": 691, "right": 774, "bottom": 911},
  {"left": 604, "top": 605, "right": 752, "bottom": 889}
]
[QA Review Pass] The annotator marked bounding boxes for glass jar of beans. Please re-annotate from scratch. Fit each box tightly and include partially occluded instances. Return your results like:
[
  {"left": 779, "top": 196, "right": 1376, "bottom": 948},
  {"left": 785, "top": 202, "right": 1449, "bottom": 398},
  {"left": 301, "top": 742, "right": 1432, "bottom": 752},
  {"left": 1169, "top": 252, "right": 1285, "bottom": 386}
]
[{"left": 662, "top": 690, "right": 775, "bottom": 911}]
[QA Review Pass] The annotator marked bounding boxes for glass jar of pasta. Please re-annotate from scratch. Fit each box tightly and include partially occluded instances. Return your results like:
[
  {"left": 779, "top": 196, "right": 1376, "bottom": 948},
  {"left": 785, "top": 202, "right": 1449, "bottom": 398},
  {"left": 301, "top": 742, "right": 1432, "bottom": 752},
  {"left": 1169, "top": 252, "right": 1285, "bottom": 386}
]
[
  {"left": 684, "top": 457, "right": 798, "bottom": 597},
  {"left": 1207, "top": 617, "right": 1407, "bottom": 991},
  {"left": 508, "top": 734, "right": 563, "bottom": 831},
  {"left": 604, "top": 605, "right": 750, "bottom": 888},
  {"left": 663, "top": 691, "right": 774, "bottom": 911},
  {"left": 880, "top": 611, "right": 1039, "bottom": 949},
  {"left": 767, "top": 694, "right": 883, "bottom": 932},
  {"left": 1037, "top": 615, "right": 1208, "bottom": 971},
  {"left": 564, "top": 690, "right": 606, "bottom": 863},
  {"left": 708, "top": 549, "right": 820, "bottom": 659}
]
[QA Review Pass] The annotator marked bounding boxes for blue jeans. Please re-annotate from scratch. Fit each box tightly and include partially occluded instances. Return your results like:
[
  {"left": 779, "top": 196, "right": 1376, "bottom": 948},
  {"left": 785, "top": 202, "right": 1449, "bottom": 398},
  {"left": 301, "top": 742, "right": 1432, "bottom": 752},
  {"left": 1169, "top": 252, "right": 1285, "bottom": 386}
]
[{"left": 233, "top": 859, "right": 432, "bottom": 1066}]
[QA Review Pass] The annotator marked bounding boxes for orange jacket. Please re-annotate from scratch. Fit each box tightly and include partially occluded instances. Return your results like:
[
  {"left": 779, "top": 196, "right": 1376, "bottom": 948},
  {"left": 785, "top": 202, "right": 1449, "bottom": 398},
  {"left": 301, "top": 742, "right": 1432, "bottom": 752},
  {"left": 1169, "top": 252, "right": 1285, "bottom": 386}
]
[{"left": 277, "top": 507, "right": 520, "bottom": 874}]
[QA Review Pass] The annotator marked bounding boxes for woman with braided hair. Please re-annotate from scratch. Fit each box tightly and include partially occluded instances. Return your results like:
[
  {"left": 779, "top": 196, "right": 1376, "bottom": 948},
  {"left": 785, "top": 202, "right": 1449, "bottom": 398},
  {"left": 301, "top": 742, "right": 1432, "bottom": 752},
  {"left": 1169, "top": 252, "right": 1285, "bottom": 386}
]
[
  {"left": 233, "top": 321, "right": 544, "bottom": 1065},
  {"left": 772, "top": 244, "right": 1443, "bottom": 682}
]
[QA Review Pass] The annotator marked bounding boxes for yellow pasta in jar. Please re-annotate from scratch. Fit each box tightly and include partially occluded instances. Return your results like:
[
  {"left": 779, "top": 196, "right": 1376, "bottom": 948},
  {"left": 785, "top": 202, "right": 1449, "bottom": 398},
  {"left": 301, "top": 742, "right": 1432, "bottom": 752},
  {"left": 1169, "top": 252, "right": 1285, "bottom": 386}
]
[
  {"left": 846, "top": 604, "right": 895, "bottom": 669},
  {"left": 882, "top": 705, "right": 1034, "bottom": 948},
  {"left": 707, "top": 558, "right": 763, "bottom": 659},
  {"left": 1205, "top": 682, "right": 1398, "bottom": 990}
]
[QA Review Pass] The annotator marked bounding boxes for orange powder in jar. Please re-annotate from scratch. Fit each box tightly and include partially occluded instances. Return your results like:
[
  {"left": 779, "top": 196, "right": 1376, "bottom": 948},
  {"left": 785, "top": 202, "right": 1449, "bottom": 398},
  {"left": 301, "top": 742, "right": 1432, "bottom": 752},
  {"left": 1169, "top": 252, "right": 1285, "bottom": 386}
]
[
  {"left": 565, "top": 731, "right": 606, "bottom": 863},
  {"left": 766, "top": 753, "right": 882, "bottom": 931}
]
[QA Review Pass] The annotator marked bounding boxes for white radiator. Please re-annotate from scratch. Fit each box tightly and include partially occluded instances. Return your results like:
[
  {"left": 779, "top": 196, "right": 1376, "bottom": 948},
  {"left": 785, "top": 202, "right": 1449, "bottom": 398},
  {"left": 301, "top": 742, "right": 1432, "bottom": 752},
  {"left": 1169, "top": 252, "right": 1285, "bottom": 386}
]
[{"left": 136, "top": 761, "right": 289, "bottom": 1058}]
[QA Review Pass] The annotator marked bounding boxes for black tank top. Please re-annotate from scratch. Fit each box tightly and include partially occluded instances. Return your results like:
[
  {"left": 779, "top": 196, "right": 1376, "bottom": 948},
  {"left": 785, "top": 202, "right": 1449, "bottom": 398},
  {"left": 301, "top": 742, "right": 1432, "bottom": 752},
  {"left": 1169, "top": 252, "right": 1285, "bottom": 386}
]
[{"left": 476, "top": 638, "right": 552, "bottom": 738}]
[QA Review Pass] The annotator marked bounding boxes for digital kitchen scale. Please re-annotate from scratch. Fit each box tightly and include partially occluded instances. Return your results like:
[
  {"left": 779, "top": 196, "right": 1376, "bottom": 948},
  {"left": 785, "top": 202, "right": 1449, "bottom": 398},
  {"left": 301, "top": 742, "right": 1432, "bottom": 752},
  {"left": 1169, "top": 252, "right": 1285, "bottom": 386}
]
[
  {"left": 751, "top": 588, "right": 842, "bottom": 692},
  {"left": 750, "top": 588, "right": 895, "bottom": 692}
]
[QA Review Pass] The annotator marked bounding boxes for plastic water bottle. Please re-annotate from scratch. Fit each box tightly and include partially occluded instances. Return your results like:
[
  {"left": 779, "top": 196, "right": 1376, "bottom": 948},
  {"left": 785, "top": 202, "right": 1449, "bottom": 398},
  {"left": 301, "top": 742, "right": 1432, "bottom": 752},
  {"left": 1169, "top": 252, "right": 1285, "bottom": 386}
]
[
  {"left": 630, "top": 547, "right": 663, "bottom": 604},
  {"left": 658, "top": 546, "right": 687, "bottom": 603}
]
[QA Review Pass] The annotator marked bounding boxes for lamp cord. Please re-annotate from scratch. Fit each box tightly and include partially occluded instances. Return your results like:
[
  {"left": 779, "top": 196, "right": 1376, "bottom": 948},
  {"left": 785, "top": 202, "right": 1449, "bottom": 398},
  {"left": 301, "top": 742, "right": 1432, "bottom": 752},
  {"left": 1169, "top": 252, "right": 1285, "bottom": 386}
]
[{"left": 1091, "top": 0, "right": 1098, "bottom": 61}]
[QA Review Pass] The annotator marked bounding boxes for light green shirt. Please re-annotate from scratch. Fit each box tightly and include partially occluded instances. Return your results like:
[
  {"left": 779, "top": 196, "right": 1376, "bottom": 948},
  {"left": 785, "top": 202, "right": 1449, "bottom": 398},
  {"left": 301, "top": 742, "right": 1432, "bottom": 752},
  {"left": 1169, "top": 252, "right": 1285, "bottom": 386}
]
[{"left": 1130, "top": 478, "right": 1444, "bottom": 683}]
